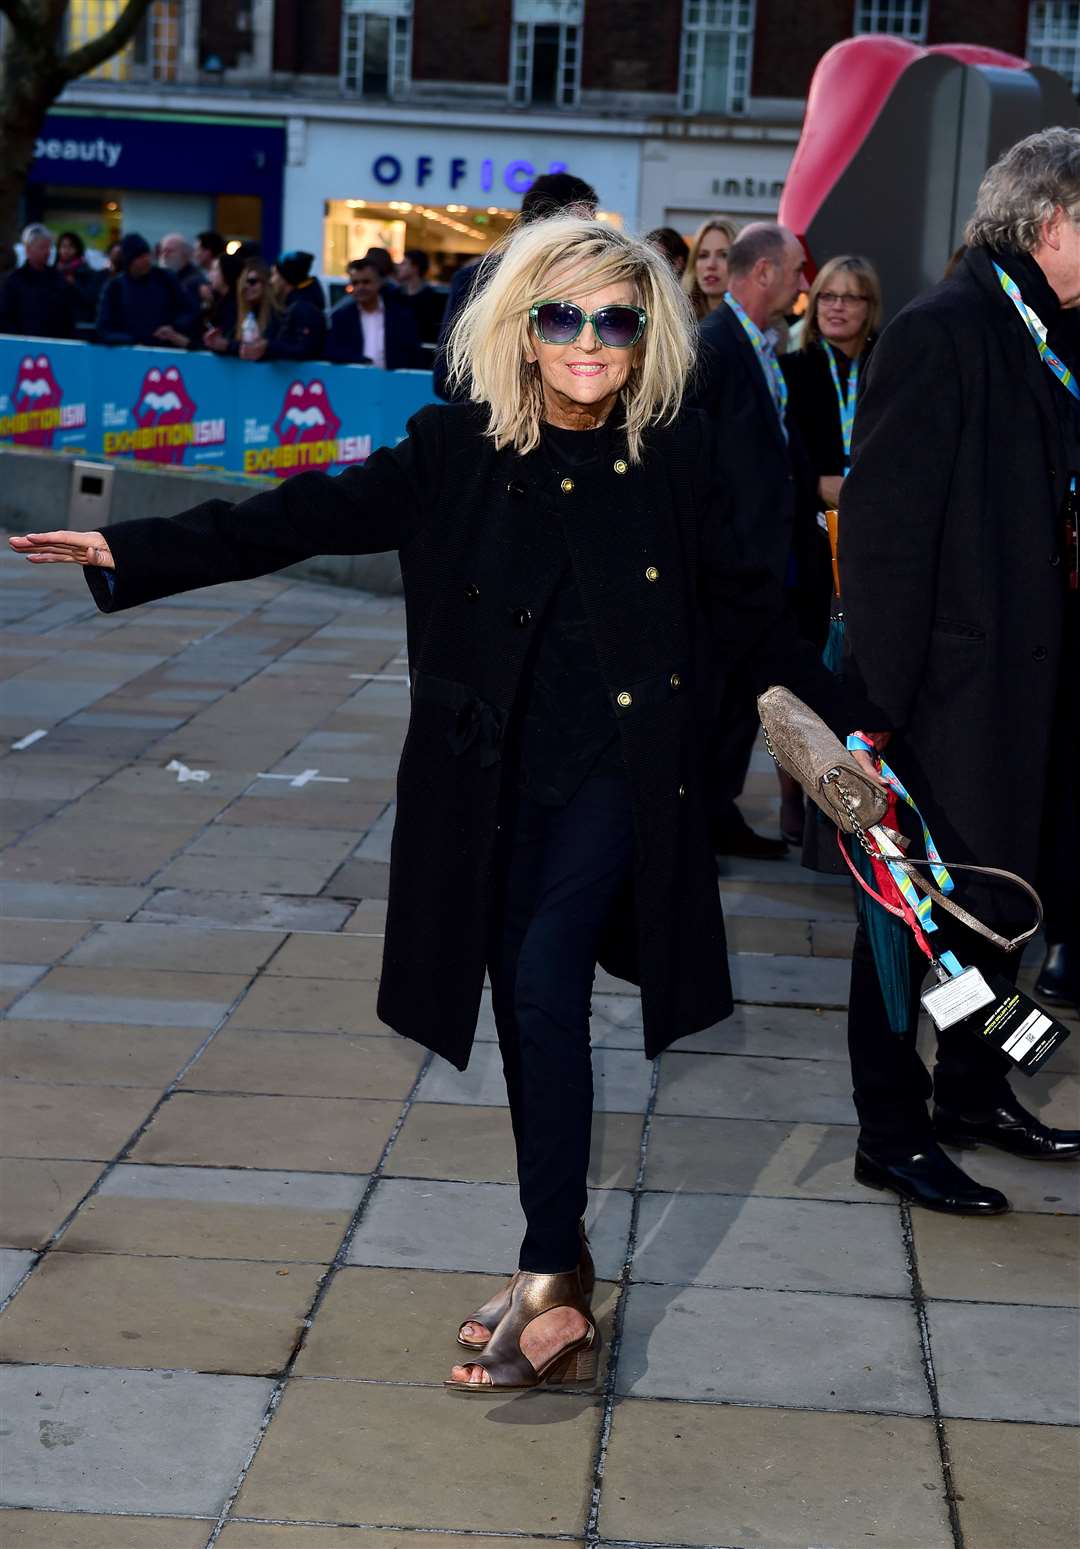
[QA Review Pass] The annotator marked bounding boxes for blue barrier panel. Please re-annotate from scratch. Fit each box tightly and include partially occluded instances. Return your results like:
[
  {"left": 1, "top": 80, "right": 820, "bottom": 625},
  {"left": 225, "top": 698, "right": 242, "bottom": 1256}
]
[{"left": 0, "top": 337, "right": 436, "bottom": 479}]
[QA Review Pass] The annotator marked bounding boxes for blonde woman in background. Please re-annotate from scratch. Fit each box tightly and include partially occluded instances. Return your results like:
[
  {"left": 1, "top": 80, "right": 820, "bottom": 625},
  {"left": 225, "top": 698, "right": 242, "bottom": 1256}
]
[{"left": 683, "top": 217, "right": 739, "bottom": 320}]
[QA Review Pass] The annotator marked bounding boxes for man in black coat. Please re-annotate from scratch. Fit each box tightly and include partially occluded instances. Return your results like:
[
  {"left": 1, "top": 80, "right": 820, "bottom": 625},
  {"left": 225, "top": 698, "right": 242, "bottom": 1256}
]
[
  {"left": 0, "top": 225, "right": 75, "bottom": 340},
  {"left": 96, "top": 233, "right": 197, "bottom": 348},
  {"left": 841, "top": 128, "right": 1080, "bottom": 1214},
  {"left": 688, "top": 222, "right": 820, "bottom": 857},
  {"left": 327, "top": 258, "right": 422, "bottom": 369}
]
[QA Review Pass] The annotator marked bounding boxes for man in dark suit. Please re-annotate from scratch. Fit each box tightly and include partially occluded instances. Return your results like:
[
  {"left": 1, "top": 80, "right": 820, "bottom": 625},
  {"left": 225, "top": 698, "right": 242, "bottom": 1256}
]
[
  {"left": 0, "top": 224, "right": 75, "bottom": 340},
  {"left": 689, "top": 222, "right": 817, "bottom": 857},
  {"left": 327, "top": 258, "right": 422, "bottom": 369},
  {"left": 842, "top": 128, "right": 1080, "bottom": 1214},
  {"left": 96, "top": 233, "right": 197, "bottom": 348}
]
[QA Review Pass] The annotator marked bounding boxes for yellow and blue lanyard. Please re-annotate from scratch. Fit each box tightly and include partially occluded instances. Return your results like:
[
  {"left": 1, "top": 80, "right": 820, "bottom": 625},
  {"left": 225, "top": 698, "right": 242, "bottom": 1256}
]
[
  {"left": 994, "top": 262, "right": 1080, "bottom": 501},
  {"left": 823, "top": 341, "right": 859, "bottom": 472},
  {"left": 724, "top": 290, "right": 788, "bottom": 440}
]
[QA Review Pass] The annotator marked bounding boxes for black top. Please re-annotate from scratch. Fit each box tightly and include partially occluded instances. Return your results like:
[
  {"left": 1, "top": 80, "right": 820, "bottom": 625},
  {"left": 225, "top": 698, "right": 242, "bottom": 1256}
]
[
  {"left": 401, "top": 283, "right": 448, "bottom": 346},
  {"left": 513, "top": 423, "right": 624, "bottom": 805},
  {"left": 0, "top": 264, "right": 76, "bottom": 340},
  {"left": 781, "top": 338, "right": 874, "bottom": 491}
]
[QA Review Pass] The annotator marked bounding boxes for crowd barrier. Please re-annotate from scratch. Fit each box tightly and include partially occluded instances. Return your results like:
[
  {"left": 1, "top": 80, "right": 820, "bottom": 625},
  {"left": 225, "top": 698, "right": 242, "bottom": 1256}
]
[{"left": 0, "top": 336, "right": 436, "bottom": 480}]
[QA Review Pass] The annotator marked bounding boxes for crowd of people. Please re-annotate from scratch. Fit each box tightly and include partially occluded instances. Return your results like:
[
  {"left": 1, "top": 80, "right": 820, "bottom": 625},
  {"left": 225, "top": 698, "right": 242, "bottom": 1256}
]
[
  {"left": 0, "top": 224, "right": 445, "bottom": 367},
  {"left": 7, "top": 129, "right": 1080, "bottom": 1390}
]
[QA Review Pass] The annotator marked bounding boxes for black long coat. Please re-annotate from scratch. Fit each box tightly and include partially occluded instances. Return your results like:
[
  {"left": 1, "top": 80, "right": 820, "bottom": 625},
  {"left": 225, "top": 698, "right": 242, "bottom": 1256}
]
[
  {"left": 87, "top": 402, "right": 851, "bottom": 1068},
  {"left": 841, "top": 247, "right": 1073, "bottom": 926}
]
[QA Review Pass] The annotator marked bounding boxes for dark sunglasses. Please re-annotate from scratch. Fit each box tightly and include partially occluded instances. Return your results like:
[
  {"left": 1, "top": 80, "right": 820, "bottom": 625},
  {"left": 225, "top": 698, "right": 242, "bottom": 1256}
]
[
  {"left": 529, "top": 299, "right": 647, "bottom": 348},
  {"left": 243, "top": 276, "right": 263, "bottom": 286}
]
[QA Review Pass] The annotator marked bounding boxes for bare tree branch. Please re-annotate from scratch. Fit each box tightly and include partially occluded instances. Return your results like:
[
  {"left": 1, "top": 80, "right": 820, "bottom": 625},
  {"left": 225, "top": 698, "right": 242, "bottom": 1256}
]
[
  {"left": 59, "top": 0, "right": 158, "bottom": 82},
  {"left": 0, "top": 0, "right": 39, "bottom": 33}
]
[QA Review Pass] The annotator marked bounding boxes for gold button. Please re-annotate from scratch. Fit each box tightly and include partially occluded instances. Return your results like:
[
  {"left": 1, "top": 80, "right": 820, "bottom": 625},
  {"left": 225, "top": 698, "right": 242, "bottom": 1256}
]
[
  {"left": 645, "top": 566, "right": 659, "bottom": 582},
  {"left": 560, "top": 477, "right": 574, "bottom": 494},
  {"left": 670, "top": 673, "right": 681, "bottom": 689},
  {"left": 616, "top": 690, "right": 632, "bottom": 708},
  {"left": 677, "top": 784, "right": 686, "bottom": 798},
  {"left": 613, "top": 458, "right": 628, "bottom": 474}
]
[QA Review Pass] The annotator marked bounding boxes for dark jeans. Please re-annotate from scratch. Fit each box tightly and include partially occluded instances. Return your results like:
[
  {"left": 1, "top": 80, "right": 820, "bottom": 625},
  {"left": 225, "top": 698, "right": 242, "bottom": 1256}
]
[
  {"left": 488, "top": 772, "right": 635, "bottom": 1272},
  {"left": 847, "top": 916, "right": 1016, "bottom": 1157}
]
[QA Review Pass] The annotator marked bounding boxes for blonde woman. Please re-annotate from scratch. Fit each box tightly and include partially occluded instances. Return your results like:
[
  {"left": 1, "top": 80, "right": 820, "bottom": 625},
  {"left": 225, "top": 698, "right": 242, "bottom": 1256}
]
[
  {"left": 683, "top": 217, "right": 739, "bottom": 319},
  {"left": 11, "top": 218, "right": 857, "bottom": 1393}
]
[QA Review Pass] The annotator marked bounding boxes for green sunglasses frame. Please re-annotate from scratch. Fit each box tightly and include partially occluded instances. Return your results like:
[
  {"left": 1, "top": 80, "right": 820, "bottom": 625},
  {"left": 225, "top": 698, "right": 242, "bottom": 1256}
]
[{"left": 529, "top": 299, "right": 648, "bottom": 348}]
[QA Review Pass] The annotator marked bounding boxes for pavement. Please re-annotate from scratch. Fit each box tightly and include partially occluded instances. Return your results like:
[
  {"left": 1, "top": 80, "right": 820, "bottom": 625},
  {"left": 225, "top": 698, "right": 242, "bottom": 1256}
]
[{"left": 0, "top": 552, "right": 1077, "bottom": 1549}]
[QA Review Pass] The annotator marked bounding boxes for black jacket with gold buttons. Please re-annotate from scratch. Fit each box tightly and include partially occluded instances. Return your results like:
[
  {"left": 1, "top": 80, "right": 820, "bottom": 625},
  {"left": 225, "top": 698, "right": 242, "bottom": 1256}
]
[{"left": 86, "top": 400, "right": 855, "bottom": 1069}]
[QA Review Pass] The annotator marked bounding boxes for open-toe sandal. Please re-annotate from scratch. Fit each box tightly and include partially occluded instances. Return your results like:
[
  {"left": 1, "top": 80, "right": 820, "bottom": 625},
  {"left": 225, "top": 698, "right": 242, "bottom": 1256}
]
[
  {"left": 456, "top": 1220, "right": 595, "bottom": 1350},
  {"left": 446, "top": 1267, "right": 600, "bottom": 1394}
]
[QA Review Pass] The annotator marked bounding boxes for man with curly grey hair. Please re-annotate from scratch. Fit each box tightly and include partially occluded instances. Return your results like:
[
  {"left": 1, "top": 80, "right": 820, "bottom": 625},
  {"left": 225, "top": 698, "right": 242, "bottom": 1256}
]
[{"left": 838, "top": 127, "right": 1080, "bottom": 1216}]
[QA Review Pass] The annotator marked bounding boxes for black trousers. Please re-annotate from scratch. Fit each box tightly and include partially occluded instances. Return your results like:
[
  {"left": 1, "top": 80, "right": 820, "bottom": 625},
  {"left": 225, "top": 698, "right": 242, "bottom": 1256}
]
[
  {"left": 847, "top": 915, "right": 1018, "bottom": 1157},
  {"left": 488, "top": 772, "right": 635, "bottom": 1272}
]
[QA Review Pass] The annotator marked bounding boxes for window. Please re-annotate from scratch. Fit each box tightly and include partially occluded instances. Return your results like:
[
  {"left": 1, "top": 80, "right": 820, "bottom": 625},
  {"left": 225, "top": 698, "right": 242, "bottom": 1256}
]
[
  {"left": 342, "top": 0, "right": 411, "bottom": 98},
  {"left": 853, "top": 0, "right": 929, "bottom": 41},
  {"left": 680, "top": 1, "right": 755, "bottom": 115},
  {"left": 66, "top": 0, "right": 183, "bottom": 82},
  {"left": 510, "top": 1, "right": 582, "bottom": 107},
  {"left": 1027, "top": 2, "right": 1080, "bottom": 95}
]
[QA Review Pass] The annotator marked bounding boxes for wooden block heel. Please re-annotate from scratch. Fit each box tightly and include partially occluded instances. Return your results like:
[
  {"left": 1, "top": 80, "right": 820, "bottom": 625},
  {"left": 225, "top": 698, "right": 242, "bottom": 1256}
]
[{"left": 445, "top": 1266, "right": 599, "bottom": 1394}]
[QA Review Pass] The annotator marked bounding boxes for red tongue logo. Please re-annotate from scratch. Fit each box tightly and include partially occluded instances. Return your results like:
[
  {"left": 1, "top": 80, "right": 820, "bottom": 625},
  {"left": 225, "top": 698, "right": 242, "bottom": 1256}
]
[
  {"left": 272, "top": 379, "right": 342, "bottom": 479},
  {"left": 132, "top": 365, "right": 197, "bottom": 464},
  {"left": 12, "top": 354, "right": 62, "bottom": 447}
]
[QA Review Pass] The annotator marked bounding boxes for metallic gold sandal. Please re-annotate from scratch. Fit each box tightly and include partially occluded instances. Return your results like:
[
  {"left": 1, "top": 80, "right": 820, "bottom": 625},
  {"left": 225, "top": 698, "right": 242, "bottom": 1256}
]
[
  {"left": 445, "top": 1267, "right": 599, "bottom": 1394},
  {"left": 456, "top": 1220, "right": 595, "bottom": 1351}
]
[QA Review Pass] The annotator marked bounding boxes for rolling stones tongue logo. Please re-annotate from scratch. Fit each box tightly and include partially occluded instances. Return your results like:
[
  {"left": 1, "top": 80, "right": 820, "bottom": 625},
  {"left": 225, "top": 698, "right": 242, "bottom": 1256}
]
[
  {"left": 132, "top": 365, "right": 197, "bottom": 463},
  {"left": 11, "top": 354, "right": 63, "bottom": 447},
  {"left": 271, "top": 379, "right": 342, "bottom": 478}
]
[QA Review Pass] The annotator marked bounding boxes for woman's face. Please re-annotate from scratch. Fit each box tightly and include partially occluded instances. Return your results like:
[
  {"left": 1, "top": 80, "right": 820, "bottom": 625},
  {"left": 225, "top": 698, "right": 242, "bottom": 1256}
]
[
  {"left": 525, "top": 278, "right": 641, "bottom": 424},
  {"left": 816, "top": 272, "right": 871, "bottom": 347},
  {"left": 210, "top": 259, "right": 227, "bottom": 295},
  {"left": 695, "top": 229, "right": 730, "bottom": 300},
  {"left": 241, "top": 270, "right": 265, "bottom": 307},
  {"left": 57, "top": 236, "right": 79, "bottom": 264}
]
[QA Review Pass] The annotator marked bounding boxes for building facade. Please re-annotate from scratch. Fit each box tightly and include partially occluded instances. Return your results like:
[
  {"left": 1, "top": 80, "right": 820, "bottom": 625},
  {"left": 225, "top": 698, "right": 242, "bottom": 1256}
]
[{"left": 18, "top": 0, "right": 1078, "bottom": 275}]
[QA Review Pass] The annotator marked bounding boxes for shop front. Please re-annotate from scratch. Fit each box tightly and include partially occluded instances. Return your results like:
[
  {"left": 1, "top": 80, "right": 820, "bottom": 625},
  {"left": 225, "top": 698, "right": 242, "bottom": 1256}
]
[
  {"left": 284, "top": 118, "right": 640, "bottom": 284},
  {"left": 25, "top": 109, "right": 286, "bottom": 260},
  {"left": 639, "top": 133, "right": 798, "bottom": 238}
]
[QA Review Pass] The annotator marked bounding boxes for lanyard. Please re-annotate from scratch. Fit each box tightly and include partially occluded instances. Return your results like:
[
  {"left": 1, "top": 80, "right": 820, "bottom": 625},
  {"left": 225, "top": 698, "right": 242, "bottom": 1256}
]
[
  {"left": 823, "top": 341, "right": 859, "bottom": 469},
  {"left": 725, "top": 291, "right": 788, "bottom": 437},
  {"left": 993, "top": 263, "right": 1080, "bottom": 402}
]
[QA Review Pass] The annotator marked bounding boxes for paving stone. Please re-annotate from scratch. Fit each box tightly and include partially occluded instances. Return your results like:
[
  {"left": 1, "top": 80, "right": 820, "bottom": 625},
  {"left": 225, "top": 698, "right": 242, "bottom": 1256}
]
[
  {"left": 599, "top": 1398, "right": 950, "bottom": 1548},
  {"left": 0, "top": 1158, "right": 101, "bottom": 1248},
  {"left": 134, "top": 890, "right": 353, "bottom": 932},
  {"left": 913, "top": 1209, "right": 1079, "bottom": 1306},
  {"left": 416, "top": 1040, "right": 654, "bottom": 1114},
  {"left": 130, "top": 1091, "right": 399, "bottom": 1173},
  {"left": 0, "top": 1246, "right": 35, "bottom": 1300},
  {"left": 729, "top": 952, "right": 852, "bottom": 1007},
  {"left": 62, "top": 1165, "right": 367, "bottom": 1262},
  {"left": 226, "top": 976, "right": 386, "bottom": 1035},
  {"left": 0, "top": 1363, "right": 273, "bottom": 1514},
  {"left": 220, "top": 1529, "right": 548, "bottom": 1549},
  {"left": 633, "top": 1192, "right": 908, "bottom": 1294},
  {"left": 928, "top": 1300, "right": 1080, "bottom": 1423},
  {"left": 0, "top": 882, "right": 152, "bottom": 921},
  {"left": 296, "top": 1264, "right": 619, "bottom": 1384},
  {"left": 811, "top": 919, "right": 859, "bottom": 957},
  {"left": 341, "top": 900, "right": 388, "bottom": 934},
  {"left": 618, "top": 1282, "right": 929, "bottom": 1413},
  {"left": 1023, "top": 1067, "right": 1080, "bottom": 1130},
  {"left": 65, "top": 922, "right": 284, "bottom": 973},
  {"left": 182, "top": 1029, "right": 425, "bottom": 1101},
  {"left": 0, "top": 1250, "right": 322, "bottom": 1374},
  {"left": 10, "top": 965, "right": 249, "bottom": 1029},
  {"left": 655, "top": 1051, "right": 858, "bottom": 1124},
  {"left": 224, "top": 792, "right": 386, "bottom": 832},
  {"left": 643, "top": 1115, "right": 877, "bottom": 1200},
  {"left": 935, "top": 1141, "right": 1080, "bottom": 1214},
  {"left": 151, "top": 851, "right": 349, "bottom": 896},
  {"left": 0, "top": 1082, "right": 158, "bottom": 1160},
  {"left": 386, "top": 1103, "right": 642, "bottom": 1190},
  {"left": 235, "top": 1379, "right": 600, "bottom": 1533},
  {"left": 321, "top": 858, "right": 391, "bottom": 899},
  {"left": 723, "top": 915, "right": 812, "bottom": 954},
  {"left": 264, "top": 933, "right": 384, "bottom": 980},
  {"left": 0, "top": 1020, "right": 206, "bottom": 1088},
  {"left": 0, "top": 921, "right": 90, "bottom": 963},
  {"left": 0, "top": 963, "right": 46, "bottom": 993},
  {"left": 948, "top": 1419, "right": 1080, "bottom": 1549},
  {"left": 347, "top": 1178, "right": 632, "bottom": 1279},
  {"left": 0, "top": 1511, "right": 213, "bottom": 1548},
  {"left": 673, "top": 1002, "right": 850, "bottom": 1060}
]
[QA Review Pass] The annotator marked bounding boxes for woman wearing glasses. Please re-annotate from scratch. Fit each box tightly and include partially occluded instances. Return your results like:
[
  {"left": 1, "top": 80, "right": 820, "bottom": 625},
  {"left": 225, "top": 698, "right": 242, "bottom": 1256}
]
[{"left": 11, "top": 218, "right": 856, "bottom": 1394}]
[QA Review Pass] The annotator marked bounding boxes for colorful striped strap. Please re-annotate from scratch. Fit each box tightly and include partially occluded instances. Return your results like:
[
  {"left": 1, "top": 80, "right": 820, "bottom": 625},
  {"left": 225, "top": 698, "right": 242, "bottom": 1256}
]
[
  {"left": 993, "top": 263, "right": 1080, "bottom": 402},
  {"left": 823, "top": 340, "right": 859, "bottom": 469},
  {"left": 724, "top": 291, "right": 789, "bottom": 437}
]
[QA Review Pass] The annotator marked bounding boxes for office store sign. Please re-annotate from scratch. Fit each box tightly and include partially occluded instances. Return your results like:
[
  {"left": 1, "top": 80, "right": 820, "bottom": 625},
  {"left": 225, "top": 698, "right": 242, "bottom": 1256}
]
[{"left": 370, "top": 152, "right": 570, "bottom": 198}]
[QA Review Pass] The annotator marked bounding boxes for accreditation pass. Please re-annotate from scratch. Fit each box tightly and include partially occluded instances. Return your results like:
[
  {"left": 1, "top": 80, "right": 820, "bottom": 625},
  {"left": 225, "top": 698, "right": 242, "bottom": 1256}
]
[{"left": 921, "top": 967, "right": 996, "bottom": 1031}]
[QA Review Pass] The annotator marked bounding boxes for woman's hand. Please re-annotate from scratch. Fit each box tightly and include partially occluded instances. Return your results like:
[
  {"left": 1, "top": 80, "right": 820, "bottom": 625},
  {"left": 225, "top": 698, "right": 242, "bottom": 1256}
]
[
  {"left": 818, "top": 474, "right": 845, "bottom": 508},
  {"left": 203, "top": 326, "right": 228, "bottom": 354},
  {"left": 240, "top": 338, "right": 268, "bottom": 361},
  {"left": 850, "top": 730, "right": 891, "bottom": 785},
  {"left": 8, "top": 531, "right": 115, "bottom": 569}
]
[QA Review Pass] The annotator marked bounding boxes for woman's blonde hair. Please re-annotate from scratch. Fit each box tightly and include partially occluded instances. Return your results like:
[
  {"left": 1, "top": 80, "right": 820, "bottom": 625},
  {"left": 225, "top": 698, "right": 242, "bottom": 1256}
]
[
  {"left": 235, "top": 257, "right": 280, "bottom": 342},
  {"left": 445, "top": 216, "right": 696, "bottom": 465},
  {"left": 802, "top": 255, "right": 882, "bottom": 354},
  {"left": 682, "top": 217, "right": 739, "bottom": 321}
]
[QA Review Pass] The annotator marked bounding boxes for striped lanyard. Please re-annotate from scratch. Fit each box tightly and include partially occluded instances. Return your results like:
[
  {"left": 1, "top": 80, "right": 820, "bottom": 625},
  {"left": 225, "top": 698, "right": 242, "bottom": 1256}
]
[
  {"left": 823, "top": 340, "right": 859, "bottom": 470},
  {"left": 993, "top": 263, "right": 1080, "bottom": 403},
  {"left": 725, "top": 291, "right": 788, "bottom": 438}
]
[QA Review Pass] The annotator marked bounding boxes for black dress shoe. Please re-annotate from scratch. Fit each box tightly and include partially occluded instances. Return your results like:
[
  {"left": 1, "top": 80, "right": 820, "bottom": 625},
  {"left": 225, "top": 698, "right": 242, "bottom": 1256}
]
[
  {"left": 1035, "top": 943, "right": 1079, "bottom": 1009},
  {"left": 933, "top": 1091, "right": 1080, "bottom": 1161},
  {"left": 712, "top": 812, "right": 788, "bottom": 861},
  {"left": 854, "top": 1144, "right": 1009, "bottom": 1214}
]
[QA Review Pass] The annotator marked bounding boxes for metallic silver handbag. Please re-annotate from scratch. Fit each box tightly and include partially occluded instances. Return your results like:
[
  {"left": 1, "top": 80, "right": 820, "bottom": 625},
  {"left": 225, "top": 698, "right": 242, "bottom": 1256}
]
[{"left": 756, "top": 685, "right": 888, "bottom": 836}]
